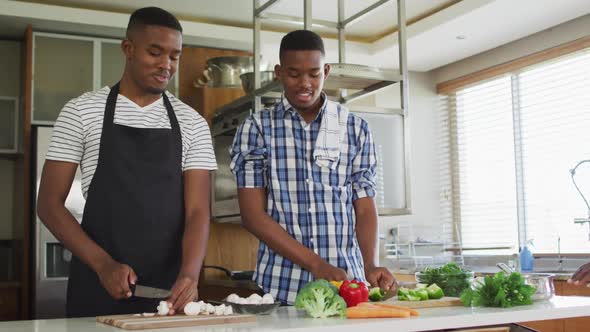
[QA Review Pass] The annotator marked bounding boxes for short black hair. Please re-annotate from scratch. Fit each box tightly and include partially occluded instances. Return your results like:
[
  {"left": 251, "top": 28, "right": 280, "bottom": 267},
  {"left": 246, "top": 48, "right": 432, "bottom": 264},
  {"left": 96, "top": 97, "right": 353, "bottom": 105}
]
[
  {"left": 127, "top": 7, "right": 182, "bottom": 35},
  {"left": 279, "top": 30, "right": 325, "bottom": 59}
]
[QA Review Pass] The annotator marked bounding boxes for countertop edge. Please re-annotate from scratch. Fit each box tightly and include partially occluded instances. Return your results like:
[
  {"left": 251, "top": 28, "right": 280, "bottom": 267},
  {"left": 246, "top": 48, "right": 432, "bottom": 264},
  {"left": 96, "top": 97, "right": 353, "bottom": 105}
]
[{"left": 1, "top": 296, "right": 589, "bottom": 332}]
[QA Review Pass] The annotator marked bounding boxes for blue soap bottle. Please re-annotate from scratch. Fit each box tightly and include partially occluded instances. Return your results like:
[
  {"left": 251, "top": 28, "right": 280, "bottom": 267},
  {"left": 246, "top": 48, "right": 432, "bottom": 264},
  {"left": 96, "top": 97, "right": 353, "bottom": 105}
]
[{"left": 520, "top": 239, "right": 534, "bottom": 272}]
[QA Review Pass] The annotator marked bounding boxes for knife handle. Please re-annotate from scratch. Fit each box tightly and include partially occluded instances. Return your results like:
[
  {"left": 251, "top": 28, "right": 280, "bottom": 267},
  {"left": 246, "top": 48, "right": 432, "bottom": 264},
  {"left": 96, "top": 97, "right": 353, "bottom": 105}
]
[{"left": 129, "top": 283, "right": 136, "bottom": 296}]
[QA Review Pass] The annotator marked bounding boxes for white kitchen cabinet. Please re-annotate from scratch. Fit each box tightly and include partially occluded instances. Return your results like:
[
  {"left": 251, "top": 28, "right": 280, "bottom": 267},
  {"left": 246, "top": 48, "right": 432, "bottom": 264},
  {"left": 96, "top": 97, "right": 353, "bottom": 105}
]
[
  {"left": 33, "top": 34, "right": 94, "bottom": 124},
  {"left": 353, "top": 108, "right": 409, "bottom": 215},
  {"left": 100, "top": 41, "right": 125, "bottom": 89},
  {"left": 0, "top": 97, "right": 18, "bottom": 153},
  {"left": 32, "top": 32, "right": 179, "bottom": 125}
]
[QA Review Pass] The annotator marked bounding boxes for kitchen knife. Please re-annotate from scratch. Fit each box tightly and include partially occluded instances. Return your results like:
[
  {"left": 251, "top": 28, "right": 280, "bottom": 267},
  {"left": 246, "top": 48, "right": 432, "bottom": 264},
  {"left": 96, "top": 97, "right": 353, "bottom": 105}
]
[
  {"left": 131, "top": 284, "right": 171, "bottom": 299},
  {"left": 381, "top": 288, "right": 396, "bottom": 301}
]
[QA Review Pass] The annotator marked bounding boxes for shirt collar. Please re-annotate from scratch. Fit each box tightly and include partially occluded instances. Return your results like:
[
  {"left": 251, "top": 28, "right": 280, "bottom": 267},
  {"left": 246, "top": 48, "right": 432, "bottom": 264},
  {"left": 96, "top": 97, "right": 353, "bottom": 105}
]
[{"left": 279, "top": 92, "right": 328, "bottom": 122}]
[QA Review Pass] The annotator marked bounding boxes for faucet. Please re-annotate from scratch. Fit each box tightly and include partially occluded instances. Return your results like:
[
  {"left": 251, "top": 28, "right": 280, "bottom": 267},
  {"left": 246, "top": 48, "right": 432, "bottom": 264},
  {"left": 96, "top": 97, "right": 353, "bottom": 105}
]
[
  {"left": 574, "top": 217, "right": 590, "bottom": 241},
  {"left": 570, "top": 160, "right": 590, "bottom": 240}
]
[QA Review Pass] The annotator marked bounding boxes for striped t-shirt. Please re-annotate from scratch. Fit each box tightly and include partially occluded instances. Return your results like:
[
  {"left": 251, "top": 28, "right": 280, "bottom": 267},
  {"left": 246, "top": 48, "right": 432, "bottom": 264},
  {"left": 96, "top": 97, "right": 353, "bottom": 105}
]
[{"left": 46, "top": 86, "right": 217, "bottom": 199}]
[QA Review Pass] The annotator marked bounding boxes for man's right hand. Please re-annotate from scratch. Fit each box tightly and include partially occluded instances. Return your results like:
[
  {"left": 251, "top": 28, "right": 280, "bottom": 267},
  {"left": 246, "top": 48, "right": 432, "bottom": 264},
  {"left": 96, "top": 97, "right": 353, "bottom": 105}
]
[
  {"left": 568, "top": 262, "right": 590, "bottom": 286},
  {"left": 96, "top": 259, "right": 138, "bottom": 299},
  {"left": 310, "top": 260, "right": 348, "bottom": 281}
]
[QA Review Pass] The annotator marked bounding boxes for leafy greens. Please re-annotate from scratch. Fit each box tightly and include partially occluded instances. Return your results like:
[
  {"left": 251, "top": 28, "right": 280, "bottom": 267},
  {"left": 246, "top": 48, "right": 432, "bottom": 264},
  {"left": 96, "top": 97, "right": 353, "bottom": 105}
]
[
  {"left": 417, "top": 262, "right": 472, "bottom": 297},
  {"left": 460, "top": 272, "right": 536, "bottom": 308}
]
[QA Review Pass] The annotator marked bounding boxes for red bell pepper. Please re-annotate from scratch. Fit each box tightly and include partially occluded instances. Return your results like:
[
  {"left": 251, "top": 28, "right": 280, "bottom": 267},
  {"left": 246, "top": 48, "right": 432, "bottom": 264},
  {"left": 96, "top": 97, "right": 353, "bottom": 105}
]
[{"left": 339, "top": 279, "right": 369, "bottom": 307}]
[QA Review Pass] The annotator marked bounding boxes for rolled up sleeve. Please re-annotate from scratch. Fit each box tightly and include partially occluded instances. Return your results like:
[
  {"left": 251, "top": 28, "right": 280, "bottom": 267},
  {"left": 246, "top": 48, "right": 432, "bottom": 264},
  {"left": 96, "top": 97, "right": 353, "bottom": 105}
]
[
  {"left": 351, "top": 120, "right": 377, "bottom": 201},
  {"left": 229, "top": 116, "right": 267, "bottom": 188},
  {"left": 46, "top": 99, "right": 84, "bottom": 164}
]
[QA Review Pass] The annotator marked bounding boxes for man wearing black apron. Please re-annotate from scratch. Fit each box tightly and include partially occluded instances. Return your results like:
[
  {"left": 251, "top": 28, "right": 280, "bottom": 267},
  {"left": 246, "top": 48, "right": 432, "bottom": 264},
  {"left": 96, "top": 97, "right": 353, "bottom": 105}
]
[{"left": 37, "top": 7, "right": 215, "bottom": 317}]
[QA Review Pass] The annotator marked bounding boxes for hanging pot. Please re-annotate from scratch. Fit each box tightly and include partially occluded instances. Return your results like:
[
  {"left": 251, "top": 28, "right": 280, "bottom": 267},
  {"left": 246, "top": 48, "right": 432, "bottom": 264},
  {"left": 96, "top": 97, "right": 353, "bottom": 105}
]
[
  {"left": 195, "top": 56, "right": 270, "bottom": 88},
  {"left": 239, "top": 71, "right": 276, "bottom": 93}
]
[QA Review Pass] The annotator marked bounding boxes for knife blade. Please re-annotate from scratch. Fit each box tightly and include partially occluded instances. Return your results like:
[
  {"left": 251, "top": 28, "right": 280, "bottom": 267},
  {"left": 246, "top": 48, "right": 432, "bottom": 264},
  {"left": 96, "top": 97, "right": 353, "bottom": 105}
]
[
  {"left": 381, "top": 288, "right": 396, "bottom": 301},
  {"left": 132, "top": 284, "right": 171, "bottom": 299}
]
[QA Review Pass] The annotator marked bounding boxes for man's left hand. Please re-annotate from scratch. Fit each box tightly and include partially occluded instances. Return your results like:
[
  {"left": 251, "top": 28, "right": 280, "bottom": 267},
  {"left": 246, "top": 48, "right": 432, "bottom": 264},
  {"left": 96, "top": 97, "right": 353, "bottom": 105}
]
[
  {"left": 167, "top": 275, "right": 198, "bottom": 315},
  {"left": 365, "top": 266, "right": 397, "bottom": 291}
]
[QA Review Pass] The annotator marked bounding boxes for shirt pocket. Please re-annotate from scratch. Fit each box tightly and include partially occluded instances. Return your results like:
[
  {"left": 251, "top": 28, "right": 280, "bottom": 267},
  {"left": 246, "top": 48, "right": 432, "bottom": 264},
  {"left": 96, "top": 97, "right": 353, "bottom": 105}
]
[
  {"left": 312, "top": 158, "right": 350, "bottom": 188},
  {"left": 311, "top": 181, "right": 350, "bottom": 205}
]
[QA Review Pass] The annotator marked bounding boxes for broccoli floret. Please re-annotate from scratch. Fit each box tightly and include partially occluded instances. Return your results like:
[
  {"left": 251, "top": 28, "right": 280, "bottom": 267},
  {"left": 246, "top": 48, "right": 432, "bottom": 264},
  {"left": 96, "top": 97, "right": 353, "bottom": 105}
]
[
  {"left": 414, "top": 288, "right": 429, "bottom": 301},
  {"left": 397, "top": 287, "right": 426, "bottom": 301},
  {"left": 427, "top": 283, "right": 444, "bottom": 299},
  {"left": 397, "top": 287, "right": 411, "bottom": 297},
  {"left": 323, "top": 293, "right": 347, "bottom": 318},
  {"left": 368, "top": 287, "right": 386, "bottom": 301},
  {"left": 295, "top": 279, "right": 347, "bottom": 318}
]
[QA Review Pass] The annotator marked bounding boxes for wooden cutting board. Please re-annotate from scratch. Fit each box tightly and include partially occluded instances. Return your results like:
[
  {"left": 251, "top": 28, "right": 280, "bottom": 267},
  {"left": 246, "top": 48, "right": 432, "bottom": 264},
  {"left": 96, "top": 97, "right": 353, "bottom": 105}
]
[
  {"left": 96, "top": 313, "right": 257, "bottom": 330},
  {"left": 384, "top": 296, "right": 463, "bottom": 308}
]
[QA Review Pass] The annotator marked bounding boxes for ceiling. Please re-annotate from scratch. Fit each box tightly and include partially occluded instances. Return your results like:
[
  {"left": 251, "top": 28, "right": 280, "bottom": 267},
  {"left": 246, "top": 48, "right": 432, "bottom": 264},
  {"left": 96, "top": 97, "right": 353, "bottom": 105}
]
[
  {"left": 11, "top": 0, "right": 454, "bottom": 41},
  {"left": 2, "top": 0, "right": 590, "bottom": 71}
]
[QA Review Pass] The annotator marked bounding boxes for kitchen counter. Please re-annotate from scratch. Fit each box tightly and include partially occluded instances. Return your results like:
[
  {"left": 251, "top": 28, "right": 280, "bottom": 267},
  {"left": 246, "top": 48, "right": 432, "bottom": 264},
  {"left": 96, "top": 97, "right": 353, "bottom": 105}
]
[
  {"left": 2, "top": 296, "right": 590, "bottom": 332},
  {"left": 393, "top": 267, "right": 576, "bottom": 281}
]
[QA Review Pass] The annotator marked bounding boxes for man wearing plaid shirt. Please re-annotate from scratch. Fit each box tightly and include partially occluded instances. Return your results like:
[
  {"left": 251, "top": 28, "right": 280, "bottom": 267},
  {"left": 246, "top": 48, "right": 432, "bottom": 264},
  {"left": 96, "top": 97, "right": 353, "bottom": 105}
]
[{"left": 230, "top": 30, "right": 396, "bottom": 305}]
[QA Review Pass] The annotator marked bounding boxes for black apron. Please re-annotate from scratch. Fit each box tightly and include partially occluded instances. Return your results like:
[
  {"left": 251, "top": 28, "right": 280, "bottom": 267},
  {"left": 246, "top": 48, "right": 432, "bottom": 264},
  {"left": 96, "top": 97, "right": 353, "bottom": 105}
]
[{"left": 66, "top": 83, "right": 184, "bottom": 317}]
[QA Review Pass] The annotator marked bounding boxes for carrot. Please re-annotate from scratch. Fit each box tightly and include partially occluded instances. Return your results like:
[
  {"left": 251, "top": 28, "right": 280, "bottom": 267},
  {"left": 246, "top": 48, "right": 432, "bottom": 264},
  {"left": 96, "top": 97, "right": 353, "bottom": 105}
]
[
  {"left": 346, "top": 303, "right": 411, "bottom": 319},
  {"left": 366, "top": 302, "right": 420, "bottom": 316},
  {"left": 357, "top": 302, "right": 383, "bottom": 309}
]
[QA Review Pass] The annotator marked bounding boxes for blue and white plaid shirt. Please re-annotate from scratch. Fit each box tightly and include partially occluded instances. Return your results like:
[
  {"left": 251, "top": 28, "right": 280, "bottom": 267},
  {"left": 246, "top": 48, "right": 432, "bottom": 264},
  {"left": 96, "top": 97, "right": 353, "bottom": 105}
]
[{"left": 230, "top": 95, "right": 377, "bottom": 304}]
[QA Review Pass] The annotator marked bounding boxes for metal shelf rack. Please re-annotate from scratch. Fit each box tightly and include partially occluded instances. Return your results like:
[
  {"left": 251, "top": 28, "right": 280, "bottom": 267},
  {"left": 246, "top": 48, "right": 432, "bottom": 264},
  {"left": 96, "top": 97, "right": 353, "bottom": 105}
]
[
  {"left": 212, "top": 0, "right": 409, "bottom": 136},
  {"left": 211, "top": 64, "right": 401, "bottom": 136},
  {"left": 384, "top": 223, "right": 466, "bottom": 271},
  {"left": 251, "top": 0, "right": 408, "bottom": 110}
]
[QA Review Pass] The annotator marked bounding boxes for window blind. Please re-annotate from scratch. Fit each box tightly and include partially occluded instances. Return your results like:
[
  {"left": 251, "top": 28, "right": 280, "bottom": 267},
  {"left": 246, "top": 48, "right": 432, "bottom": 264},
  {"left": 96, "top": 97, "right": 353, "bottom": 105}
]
[
  {"left": 453, "top": 76, "right": 519, "bottom": 251},
  {"left": 440, "top": 48, "right": 590, "bottom": 254},
  {"left": 518, "top": 49, "right": 590, "bottom": 253}
]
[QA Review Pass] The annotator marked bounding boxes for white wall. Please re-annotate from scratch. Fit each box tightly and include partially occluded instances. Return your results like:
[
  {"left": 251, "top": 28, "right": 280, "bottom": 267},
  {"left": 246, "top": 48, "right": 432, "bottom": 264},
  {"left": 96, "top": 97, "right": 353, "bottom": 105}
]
[
  {"left": 433, "top": 14, "right": 590, "bottom": 83},
  {"left": 371, "top": 73, "right": 441, "bottom": 262}
]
